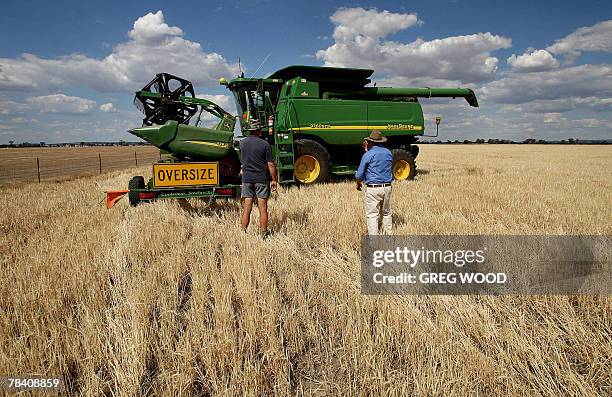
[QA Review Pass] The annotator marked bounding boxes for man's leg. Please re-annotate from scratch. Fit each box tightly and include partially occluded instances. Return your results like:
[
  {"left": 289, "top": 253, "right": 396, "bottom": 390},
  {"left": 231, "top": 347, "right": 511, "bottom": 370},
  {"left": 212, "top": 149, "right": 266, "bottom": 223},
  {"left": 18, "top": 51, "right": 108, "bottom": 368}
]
[
  {"left": 381, "top": 186, "right": 393, "bottom": 235},
  {"left": 365, "top": 187, "right": 382, "bottom": 235},
  {"left": 241, "top": 198, "right": 254, "bottom": 231},
  {"left": 257, "top": 198, "right": 268, "bottom": 232},
  {"left": 240, "top": 182, "right": 256, "bottom": 231},
  {"left": 255, "top": 182, "right": 272, "bottom": 236}
]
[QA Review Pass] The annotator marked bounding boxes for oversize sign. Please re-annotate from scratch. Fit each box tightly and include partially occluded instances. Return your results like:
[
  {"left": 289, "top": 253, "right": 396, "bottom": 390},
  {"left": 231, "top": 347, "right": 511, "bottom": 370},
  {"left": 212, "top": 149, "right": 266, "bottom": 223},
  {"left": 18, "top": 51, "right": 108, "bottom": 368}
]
[{"left": 153, "top": 162, "right": 218, "bottom": 188}]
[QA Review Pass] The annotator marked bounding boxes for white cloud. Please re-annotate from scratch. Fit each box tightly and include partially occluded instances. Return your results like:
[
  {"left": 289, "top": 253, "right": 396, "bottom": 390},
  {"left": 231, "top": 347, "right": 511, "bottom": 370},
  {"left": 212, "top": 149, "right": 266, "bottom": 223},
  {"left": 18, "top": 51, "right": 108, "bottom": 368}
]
[
  {"left": 503, "top": 97, "right": 612, "bottom": 113},
  {"left": 128, "top": 11, "right": 183, "bottom": 43},
  {"left": 194, "top": 94, "right": 236, "bottom": 124},
  {"left": 316, "top": 7, "right": 511, "bottom": 84},
  {"left": 543, "top": 112, "right": 566, "bottom": 124},
  {"left": 0, "top": 99, "right": 29, "bottom": 115},
  {"left": 547, "top": 19, "right": 612, "bottom": 63},
  {"left": 0, "top": 11, "right": 239, "bottom": 93},
  {"left": 481, "top": 64, "right": 612, "bottom": 105},
  {"left": 330, "top": 7, "right": 420, "bottom": 41},
  {"left": 26, "top": 94, "right": 96, "bottom": 114},
  {"left": 99, "top": 102, "right": 116, "bottom": 112},
  {"left": 573, "top": 118, "right": 607, "bottom": 128},
  {"left": 198, "top": 94, "right": 234, "bottom": 113},
  {"left": 507, "top": 49, "right": 559, "bottom": 72}
]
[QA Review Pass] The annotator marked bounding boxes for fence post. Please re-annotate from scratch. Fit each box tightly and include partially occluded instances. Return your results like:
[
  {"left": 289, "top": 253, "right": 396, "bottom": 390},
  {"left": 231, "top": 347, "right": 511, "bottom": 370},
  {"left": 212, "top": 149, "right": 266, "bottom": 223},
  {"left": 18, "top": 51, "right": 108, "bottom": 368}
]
[
  {"left": 135, "top": 150, "right": 138, "bottom": 166},
  {"left": 36, "top": 157, "right": 41, "bottom": 183},
  {"left": 99, "top": 153, "right": 102, "bottom": 174}
]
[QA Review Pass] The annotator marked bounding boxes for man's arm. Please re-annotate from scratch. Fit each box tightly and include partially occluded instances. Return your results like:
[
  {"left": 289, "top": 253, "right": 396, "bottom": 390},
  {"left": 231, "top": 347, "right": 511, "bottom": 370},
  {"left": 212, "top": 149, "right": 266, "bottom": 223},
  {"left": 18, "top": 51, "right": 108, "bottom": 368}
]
[
  {"left": 268, "top": 161, "right": 278, "bottom": 191},
  {"left": 265, "top": 143, "right": 278, "bottom": 191},
  {"left": 355, "top": 152, "right": 370, "bottom": 190}
]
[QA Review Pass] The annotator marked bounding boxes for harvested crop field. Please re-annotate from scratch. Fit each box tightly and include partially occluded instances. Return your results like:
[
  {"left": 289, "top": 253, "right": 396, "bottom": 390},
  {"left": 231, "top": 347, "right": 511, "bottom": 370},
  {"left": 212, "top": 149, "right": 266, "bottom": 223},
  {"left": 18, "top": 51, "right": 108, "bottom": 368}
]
[
  {"left": 1, "top": 145, "right": 610, "bottom": 396},
  {"left": 0, "top": 146, "right": 160, "bottom": 185}
]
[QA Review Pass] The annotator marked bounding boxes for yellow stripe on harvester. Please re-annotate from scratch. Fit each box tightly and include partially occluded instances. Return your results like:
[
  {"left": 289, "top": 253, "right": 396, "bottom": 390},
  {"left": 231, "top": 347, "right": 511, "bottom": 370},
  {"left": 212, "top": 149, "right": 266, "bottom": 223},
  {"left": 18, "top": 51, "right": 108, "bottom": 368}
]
[
  {"left": 182, "top": 140, "right": 230, "bottom": 148},
  {"left": 289, "top": 125, "right": 423, "bottom": 131}
]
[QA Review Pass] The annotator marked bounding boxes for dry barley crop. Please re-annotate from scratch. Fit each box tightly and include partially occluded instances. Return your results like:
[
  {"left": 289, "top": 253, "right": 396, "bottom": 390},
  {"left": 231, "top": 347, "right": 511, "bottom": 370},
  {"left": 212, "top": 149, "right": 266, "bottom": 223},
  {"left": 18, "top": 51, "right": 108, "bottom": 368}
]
[{"left": 1, "top": 145, "right": 611, "bottom": 396}]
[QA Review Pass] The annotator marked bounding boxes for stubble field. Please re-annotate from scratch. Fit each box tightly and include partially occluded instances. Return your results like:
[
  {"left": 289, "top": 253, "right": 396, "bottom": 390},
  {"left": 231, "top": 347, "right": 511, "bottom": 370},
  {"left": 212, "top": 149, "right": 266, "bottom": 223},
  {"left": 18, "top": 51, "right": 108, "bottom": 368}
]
[
  {"left": 0, "top": 145, "right": 610, "bottom": 396},
  {"left": 0, "top": 146, "right": 160, "bottom": 185}
]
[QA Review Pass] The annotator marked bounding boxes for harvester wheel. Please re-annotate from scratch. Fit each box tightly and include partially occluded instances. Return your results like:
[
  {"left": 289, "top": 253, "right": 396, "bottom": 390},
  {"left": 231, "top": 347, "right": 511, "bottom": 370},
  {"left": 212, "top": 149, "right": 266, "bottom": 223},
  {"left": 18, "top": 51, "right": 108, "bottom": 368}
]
[
  {"left": 219, "top": 152, "right": 241, "bottom": 184},
  {"left": 128, "top": 176, "right": 145, "bottom": 207},
  {"left": 392, "top": 149, "right": 416, "bottom": 181},
  {"left": 294, "top": 139, "right": 330, "bottom": 184},
  {"left": 409, "top": 145, "right": 420, "bottom": 159}
]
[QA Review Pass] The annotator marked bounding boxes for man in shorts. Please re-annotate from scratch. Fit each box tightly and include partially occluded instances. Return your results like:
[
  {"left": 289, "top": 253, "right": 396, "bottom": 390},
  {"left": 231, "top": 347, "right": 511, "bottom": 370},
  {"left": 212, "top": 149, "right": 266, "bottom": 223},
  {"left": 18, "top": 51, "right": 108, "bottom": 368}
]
[{"left": 239, "top": 120, "right": 278, "bottom": 237}]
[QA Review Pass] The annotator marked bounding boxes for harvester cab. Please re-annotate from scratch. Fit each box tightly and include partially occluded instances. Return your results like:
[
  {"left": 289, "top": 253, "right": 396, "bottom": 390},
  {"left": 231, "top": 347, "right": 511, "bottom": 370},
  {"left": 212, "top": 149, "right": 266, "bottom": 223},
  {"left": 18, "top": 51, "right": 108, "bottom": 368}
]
[{"left": 220, "top": 77, "right": 283, "bottom": 141}]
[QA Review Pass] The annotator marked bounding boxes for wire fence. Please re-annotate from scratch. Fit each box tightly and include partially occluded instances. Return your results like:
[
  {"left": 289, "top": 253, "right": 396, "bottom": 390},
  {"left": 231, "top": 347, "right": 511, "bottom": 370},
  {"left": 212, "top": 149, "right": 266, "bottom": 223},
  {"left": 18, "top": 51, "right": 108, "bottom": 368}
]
[{"left": 0, "top": 150, "right": 162, "bottom": 185}]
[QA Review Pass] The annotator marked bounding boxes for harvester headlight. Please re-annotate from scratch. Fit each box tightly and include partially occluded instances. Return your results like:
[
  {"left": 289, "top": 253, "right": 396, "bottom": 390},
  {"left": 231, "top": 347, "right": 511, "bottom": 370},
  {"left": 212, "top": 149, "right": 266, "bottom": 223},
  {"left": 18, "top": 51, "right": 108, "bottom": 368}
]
[{"left": 219, "top": 77, "right": 228, "bottom": 86}]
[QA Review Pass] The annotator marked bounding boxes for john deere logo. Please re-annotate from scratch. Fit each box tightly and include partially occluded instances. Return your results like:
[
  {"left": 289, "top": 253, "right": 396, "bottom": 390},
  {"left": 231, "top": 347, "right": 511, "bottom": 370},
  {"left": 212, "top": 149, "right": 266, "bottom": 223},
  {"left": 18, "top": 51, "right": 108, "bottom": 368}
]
[
  {"left": 387, "top": 124, "right": 417, "bottom": 130},
  {"left": 300, "top": 91, "right": 309, "bottom": 96}
]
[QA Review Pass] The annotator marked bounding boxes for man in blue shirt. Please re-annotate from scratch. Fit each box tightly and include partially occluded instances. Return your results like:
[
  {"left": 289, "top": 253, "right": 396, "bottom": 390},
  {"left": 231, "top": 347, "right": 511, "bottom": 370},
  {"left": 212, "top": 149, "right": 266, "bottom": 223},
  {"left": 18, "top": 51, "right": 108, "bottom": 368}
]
[{"left": 355, "top": 130, "right": 393, "bottom": 235}]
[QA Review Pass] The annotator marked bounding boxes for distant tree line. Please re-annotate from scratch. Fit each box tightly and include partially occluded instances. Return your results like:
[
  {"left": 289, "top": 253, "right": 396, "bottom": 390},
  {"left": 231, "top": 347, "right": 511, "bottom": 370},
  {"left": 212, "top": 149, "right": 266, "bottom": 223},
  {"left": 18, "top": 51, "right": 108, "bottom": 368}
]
[
  {"left": 420, "top": 138, "right": 610, "bottom": 144},
  {"left": 0, "top": 140, "right": 150, "bottom": 148},
  {"left": 1, "top": 138, "right": 610, "bottom": 148}
]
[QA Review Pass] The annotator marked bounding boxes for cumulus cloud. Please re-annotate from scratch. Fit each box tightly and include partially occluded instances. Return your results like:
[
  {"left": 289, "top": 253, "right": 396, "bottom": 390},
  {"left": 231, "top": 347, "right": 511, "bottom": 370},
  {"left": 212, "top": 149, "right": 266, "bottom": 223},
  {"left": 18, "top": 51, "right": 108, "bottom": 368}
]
[
  {"left": 543, "top": 112, "right": 566, "bottom": 124},
  {"left": 0, "top": 11, "right": 239, "bottom": 93},
  {"left": 195, "top": 93, "right": 236, "bottom": 121},
  {"left": 573, "top": 118, "right": 611, "bottom": 128},
  {"left": 99, "top": 102, "right": 116, "bottom": 112},
  {"left": 481, "top": 64, "right": 612, "bottom": 105},
  {"left": 26, "top": 94, "right": 96, "bottom": 114},
  {"left": 504, "top": 97, "right": 612, "bottom": 113},
  {"left": 128, "top": 11, "right": 183, "bottom": 43},
  {"left": 198, "top": 94, "right": 233, "bottom": 111},
  {"left": 507, "top": 49, "right": 560, "bottom": 72},
  {"left": 316, "top": 7, "right": 511, "bottom": 84},
  {"left": 0, "top": 99, "right": 29, "bottom": 115},
  {"left": 330, "top": 7, "right": 420, "bottom": 41},
  {"left": 547, "top": 19, "right": 612, "bottom": 63}
]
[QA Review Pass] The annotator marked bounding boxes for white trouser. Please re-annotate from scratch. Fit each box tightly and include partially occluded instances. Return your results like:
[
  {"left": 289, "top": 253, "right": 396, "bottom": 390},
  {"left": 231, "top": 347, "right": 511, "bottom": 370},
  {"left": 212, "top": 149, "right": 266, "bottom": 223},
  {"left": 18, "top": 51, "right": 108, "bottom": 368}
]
[{"left": 365, "top": 185, "right": 392, "bottom": 235}]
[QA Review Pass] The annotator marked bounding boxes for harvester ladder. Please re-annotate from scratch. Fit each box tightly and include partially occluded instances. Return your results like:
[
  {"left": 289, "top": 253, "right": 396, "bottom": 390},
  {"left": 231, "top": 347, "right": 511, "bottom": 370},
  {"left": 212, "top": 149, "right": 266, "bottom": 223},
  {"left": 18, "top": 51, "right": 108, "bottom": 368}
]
[{"left": 273, "top": 130, "right": 296, "bottom": 183}]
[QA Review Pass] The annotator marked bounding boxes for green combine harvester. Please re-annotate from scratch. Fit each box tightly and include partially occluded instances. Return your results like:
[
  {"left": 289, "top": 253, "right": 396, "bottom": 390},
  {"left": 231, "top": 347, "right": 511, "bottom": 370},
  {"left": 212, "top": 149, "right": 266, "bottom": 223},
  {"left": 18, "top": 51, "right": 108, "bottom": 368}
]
[{"left": 106, "top": 65, "right": 478, "bottom": 208}]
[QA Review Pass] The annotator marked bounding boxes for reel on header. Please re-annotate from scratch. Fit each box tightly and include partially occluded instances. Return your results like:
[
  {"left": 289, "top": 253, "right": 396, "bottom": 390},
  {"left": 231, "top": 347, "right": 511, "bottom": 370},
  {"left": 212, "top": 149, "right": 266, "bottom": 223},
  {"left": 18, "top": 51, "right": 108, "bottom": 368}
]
[{"left": 134, "top": 73, "right": 198, "bottom": 126}]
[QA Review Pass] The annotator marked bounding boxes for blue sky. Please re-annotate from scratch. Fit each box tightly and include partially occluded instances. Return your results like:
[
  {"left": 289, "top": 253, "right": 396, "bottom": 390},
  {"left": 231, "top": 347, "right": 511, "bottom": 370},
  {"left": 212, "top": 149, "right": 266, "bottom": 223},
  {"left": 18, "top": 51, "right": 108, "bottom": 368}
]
[{"left": 1, "top": 0, "right": 611, "bottom": 143}]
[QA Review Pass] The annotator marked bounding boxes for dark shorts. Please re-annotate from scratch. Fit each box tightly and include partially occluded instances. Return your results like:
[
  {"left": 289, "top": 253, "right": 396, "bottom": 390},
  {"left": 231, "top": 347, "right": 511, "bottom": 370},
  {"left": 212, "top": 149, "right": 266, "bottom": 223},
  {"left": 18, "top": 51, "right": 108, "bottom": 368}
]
[{"left": 241, "top": 182, "right": 271, "bottom": 199}]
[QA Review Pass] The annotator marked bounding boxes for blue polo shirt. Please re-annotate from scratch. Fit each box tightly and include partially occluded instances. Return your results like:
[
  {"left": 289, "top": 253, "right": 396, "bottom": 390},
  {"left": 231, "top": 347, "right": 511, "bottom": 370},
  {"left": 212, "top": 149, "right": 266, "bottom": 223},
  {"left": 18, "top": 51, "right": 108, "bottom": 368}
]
[{"left": 355, "top": 146, "right": 393, "bottom": 184}]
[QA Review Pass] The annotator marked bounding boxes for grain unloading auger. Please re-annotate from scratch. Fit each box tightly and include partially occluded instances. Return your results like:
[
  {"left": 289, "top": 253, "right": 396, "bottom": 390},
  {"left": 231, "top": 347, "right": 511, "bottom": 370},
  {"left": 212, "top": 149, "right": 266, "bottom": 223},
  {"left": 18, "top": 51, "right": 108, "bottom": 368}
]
[{"left": 106, "top": 66, "right": 478, "bottom": 208}]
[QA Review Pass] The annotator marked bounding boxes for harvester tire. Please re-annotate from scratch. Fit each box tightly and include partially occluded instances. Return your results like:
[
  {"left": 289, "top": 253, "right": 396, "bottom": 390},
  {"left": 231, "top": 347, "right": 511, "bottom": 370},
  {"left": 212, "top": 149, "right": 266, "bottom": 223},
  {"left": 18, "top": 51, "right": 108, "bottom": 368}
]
[
  {"left": 294, "top": 139, "right": 330, "bottom": 184},
  {"left": 128, "top": 175, "right": 145, "bottom": 207},
  {"left": 219, "top": 152, "right": 241, "bottom": 185},
  {"left": 392, "top": 149, "right": 416, "bottom": 181},
  {"left": 409, "top": 145, "right": 420, "bottom": 159}
]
